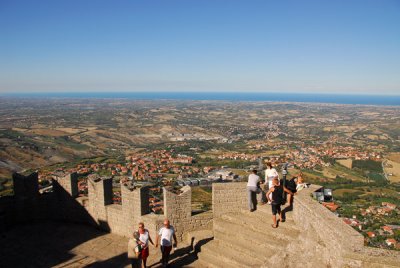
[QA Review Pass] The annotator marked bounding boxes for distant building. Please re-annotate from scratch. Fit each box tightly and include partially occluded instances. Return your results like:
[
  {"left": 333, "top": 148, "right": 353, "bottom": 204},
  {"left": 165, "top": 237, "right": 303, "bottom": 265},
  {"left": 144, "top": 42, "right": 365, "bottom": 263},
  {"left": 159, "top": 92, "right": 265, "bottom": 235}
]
[
  {"left": 385, "top": 238, "right": 397, "bottom": 247},
  {"left": 322, "top": 202, "right": 339, "bottom": 212},
  {"left": 367, "top": 232, "right": 375, "bottom": 238},
  {"left": 382, "top": 226, "right": 394, "bottom": 235}
]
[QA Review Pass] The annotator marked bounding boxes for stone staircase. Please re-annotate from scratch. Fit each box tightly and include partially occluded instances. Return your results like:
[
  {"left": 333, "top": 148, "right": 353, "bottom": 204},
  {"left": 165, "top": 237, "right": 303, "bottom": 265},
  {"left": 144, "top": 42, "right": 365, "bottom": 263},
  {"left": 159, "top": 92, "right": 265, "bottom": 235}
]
[{"left": 197, "top": 204, "right": 300, "bottom": 267}]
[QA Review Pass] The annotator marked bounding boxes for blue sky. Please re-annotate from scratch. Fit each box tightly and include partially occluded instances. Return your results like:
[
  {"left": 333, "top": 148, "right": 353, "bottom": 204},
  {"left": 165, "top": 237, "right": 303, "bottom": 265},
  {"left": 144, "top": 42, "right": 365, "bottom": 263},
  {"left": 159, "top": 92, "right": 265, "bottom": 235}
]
[{"left": 0, "top": 0, "right": 399, "bottom": 95}]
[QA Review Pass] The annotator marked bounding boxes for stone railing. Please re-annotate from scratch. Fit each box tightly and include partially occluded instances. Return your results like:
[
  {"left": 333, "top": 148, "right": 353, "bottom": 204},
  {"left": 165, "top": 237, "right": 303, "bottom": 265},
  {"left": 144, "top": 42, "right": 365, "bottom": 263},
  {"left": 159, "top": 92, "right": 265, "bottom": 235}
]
[{"left": 291, "top": 184, "right": 400, "bottom": 267}]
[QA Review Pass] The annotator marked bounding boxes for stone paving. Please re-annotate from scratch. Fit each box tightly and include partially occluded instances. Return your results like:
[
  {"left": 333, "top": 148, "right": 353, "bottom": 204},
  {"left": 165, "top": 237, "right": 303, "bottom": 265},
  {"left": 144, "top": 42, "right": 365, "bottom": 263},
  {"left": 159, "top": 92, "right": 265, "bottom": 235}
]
[{"left": 0, "top": 221, "right": 206, "bottom": 268}]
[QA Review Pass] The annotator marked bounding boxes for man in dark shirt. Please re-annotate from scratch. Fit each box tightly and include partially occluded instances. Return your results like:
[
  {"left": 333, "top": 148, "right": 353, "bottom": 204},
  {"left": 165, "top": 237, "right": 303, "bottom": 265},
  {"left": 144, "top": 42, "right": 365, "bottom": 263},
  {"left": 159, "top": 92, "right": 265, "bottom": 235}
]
[{"left": 266, "top": 178, "right": 293, "bottom": 228}]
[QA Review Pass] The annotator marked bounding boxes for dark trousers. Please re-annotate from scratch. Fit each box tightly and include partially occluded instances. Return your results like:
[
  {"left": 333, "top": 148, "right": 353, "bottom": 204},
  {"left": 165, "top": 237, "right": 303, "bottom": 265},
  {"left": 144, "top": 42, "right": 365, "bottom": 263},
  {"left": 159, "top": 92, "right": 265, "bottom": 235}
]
[{"left": 160, "top": 245, "right": 172, "bottom": 266}]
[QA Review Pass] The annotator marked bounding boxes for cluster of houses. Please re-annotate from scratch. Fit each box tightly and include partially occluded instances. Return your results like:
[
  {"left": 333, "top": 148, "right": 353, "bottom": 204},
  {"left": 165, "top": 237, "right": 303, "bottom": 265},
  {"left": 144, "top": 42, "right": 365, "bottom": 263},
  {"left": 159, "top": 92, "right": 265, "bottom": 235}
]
[
  {"left": 125, "top": 150, "right": 198, "bottom": 180},
  {"left": 361, "top": 202, "right": 397, "bottom": 217},
  {"left": 312, "top": 185, "right": 399, "bottom": 251},
  {"left": 285, "top": 144, "right": 381, "bottom": 169},
  {"left": 343, "top": 217, "right": 364, "bottom": 231},
  {"left": 167, "top": 132, "right": 226, "bottom": 142},
  {"left": 341, "top": 202, "right": 400, "bottom": 250},
  {"left": 216, "top": 142, "right": 380, "bottom": 171},
  {"left": 218, "top": 152, "right": 260, "bottom": 161},
  {"left": 40, "top": 149, "right": 203, "bottom": 181},
  {"left": 366, "top": 224, "right": 400, "bottom": 249}
]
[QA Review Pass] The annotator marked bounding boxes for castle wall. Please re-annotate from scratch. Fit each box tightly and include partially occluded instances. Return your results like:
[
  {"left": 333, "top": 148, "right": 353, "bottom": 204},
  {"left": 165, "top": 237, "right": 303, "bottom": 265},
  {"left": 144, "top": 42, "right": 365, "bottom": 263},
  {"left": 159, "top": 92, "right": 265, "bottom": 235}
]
[
  {"left": 278, "top": 184, "right": 400, "bottom": 268},
  {"left": 212, "top": 182, "right": 247, "bottom": 218},
  {"left": 163, "top": 186, "right": 213, "bottom": 241},
  {"left": 1, "top": 172, "right": 213, "bottom": 243},
  {"left": 54, "top": 173, "right": 79, "bottom": 198},
  {"left": 13, "top": 172, "right": 39, "bottom": 200},
  {"left": 87, "top": 176, "right": 112, "bottom": 228}
]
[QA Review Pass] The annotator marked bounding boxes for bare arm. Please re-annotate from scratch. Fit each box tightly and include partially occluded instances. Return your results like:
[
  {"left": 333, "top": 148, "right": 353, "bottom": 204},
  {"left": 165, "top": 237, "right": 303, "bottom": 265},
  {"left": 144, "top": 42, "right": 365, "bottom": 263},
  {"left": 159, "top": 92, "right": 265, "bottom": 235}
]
[{"left": 148, "top": 233, "right": 154, "bottom": 245}]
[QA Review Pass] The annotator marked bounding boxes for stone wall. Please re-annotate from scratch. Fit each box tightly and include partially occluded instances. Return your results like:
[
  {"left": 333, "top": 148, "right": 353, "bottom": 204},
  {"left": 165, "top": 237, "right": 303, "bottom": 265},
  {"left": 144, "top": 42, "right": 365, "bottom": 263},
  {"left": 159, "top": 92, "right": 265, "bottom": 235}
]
[
  {"left": 13, "top": 172, "right": 39, "bottom": 200},
  {"left": 0, "top": 173, "right": 100, "bottom": 227},
  {"left": 212, "top": 182, "right": 247, "bottom": 218},
  {"left": 54, "top": 173, "right": 79, "bottom": 198},
  {"left": 0, "top": 172, "right": 213, "bottom": 243},
  {"left": 163, "top": 186, "right": 213, "bottom": 241},
  {"left": 275, "top": 184, "right": 400, "bottom": 268}
]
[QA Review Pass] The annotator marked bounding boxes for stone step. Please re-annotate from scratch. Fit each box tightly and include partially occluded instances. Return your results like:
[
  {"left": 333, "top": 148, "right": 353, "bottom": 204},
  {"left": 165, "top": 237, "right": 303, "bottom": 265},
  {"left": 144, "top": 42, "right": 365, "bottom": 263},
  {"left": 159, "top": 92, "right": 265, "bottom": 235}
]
[
  {"left": 214, "top": 217, "right": 288, "bottom": 249},
  {"left": 213, "top": 226, "right": 280, "bottom": 262},
  {"left": 240, "top": 209, "right": 296, "bottom": 225},
  {"left": 241, "top": 204, "right": 295, "bottom": 222},
  {"left": 186, "top": 229, "right": 214, "bottom": 244},
  {"left": 185, "top": 229, "right": 214, "bottom": 253},
  {"left": 219, "top": 213, "right": 300, "bottom": 241},
  {"left": 199, "top": 240, "right": 264, "bottom": 268},
  {"left": 238, "top": 211, "right": 296, "bottom": 229},
  {"left": 196, "top": 251, "right": 224, "bottom": 268}
]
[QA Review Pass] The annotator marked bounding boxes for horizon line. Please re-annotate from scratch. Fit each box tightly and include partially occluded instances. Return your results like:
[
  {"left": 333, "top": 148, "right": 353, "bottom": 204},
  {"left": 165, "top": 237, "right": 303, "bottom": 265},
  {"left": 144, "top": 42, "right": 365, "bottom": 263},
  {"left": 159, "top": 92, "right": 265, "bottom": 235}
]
[{"left": 1, "top": 91, "right": 400, "bottom": 97}]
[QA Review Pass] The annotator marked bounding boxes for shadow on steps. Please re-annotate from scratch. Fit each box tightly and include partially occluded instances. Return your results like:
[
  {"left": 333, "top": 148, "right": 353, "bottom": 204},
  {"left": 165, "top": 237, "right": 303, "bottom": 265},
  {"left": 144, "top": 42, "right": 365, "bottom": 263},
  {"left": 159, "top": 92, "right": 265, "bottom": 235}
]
[{"left": 152, "top": 236, "right": 214, "bottom": 267}]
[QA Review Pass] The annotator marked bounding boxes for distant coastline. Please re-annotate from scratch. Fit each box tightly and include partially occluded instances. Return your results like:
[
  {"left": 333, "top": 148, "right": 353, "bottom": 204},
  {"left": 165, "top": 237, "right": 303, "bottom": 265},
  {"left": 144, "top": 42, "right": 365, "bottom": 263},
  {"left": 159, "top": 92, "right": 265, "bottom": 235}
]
[{"left": 2, "top": 92, "right": 400, "bottom": 106}]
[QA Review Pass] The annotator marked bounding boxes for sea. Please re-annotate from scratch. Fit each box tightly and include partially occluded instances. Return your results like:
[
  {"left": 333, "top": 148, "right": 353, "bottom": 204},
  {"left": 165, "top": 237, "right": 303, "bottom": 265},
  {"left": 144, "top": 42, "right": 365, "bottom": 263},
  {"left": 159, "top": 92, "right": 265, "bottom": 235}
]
[{"left": 2, "top": 92, "right": 400, "bottom": 106}]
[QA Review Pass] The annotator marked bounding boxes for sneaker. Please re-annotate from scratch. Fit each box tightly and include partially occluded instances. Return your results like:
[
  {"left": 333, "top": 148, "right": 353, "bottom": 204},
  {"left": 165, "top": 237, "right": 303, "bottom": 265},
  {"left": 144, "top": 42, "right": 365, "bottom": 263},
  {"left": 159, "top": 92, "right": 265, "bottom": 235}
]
[{"left": 250, "top": 209, "right": 255, "bottom": 212}]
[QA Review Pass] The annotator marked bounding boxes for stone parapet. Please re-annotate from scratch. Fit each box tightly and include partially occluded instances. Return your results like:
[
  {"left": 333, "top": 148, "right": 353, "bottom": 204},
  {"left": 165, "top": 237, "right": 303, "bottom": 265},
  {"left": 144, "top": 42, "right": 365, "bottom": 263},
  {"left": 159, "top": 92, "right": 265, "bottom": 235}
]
[
  {"left": 13, "top": 172, "right": 39, "bottom": 200},
  {"left": 212, "top": 182, "right": 247, "bottom": 218},
  {"left": 52, "top": 172, "right": 79, "bottom": 198},
  {"left": 1, "top": 171, "right": 214, "bottom": 243},
  {"left": 294, "top": 184, "right": 364, "bottom": 251},
  {"left": 164, "top": 186, "right": 191, "bottom": 221},
  {"left": 289, "top": 184, "right": 400, "bottom": 267},
  {"left": 162, "top": 186, "right": 213, "bottom": 241}
]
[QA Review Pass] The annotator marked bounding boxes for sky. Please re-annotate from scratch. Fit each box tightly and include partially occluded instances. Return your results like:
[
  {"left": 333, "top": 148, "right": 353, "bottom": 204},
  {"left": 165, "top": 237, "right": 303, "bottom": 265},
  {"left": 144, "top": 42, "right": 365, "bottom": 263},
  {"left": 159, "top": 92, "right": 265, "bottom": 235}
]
[{"left": 0, "top": 0, "right": 399, "bottom": 95}]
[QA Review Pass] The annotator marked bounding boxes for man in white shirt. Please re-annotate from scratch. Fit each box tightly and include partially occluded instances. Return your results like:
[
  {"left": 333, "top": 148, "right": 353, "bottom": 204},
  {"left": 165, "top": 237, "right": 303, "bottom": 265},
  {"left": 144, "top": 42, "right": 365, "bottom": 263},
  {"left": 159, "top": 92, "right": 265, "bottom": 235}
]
[
  {"left": 247, "top": 169, "right": 261, "bottom": 212},
  {"left": 155, "top": 219, "right": 177, "bottom": 268}
]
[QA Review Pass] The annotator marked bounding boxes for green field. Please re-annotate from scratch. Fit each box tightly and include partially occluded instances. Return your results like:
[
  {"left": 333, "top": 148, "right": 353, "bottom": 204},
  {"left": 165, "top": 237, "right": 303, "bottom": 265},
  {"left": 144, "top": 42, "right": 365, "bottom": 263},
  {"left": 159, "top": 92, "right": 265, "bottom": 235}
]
[{"left": 191, "top": 186, "right": 212, "bottom": 211}]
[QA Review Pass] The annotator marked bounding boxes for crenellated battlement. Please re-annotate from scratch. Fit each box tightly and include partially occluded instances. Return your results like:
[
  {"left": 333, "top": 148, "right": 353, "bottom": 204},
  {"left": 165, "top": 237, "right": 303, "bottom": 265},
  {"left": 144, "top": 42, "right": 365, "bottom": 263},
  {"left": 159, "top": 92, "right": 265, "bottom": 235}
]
[{"left": 0, "top": 172, "right": 212, "bottom": 241}]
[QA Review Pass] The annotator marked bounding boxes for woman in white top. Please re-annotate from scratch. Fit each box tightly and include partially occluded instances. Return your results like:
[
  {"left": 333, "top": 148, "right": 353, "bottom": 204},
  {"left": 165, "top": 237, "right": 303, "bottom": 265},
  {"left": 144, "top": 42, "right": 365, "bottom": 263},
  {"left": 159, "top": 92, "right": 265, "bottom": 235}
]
[
  {"left": 265, "top": 162, "right": 279, "bottom": 189},
  {"left": 138, "top": 222, "right": 154, "bottom": 268},
  {"left": 265, "top": 162, "right": 279, "bottom": 203}
]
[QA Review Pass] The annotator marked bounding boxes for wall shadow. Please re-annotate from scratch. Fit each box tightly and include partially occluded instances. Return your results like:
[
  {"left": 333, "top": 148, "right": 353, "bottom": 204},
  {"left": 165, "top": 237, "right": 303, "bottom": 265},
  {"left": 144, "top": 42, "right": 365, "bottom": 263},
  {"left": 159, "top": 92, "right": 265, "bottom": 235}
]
[
  {"left": 0, "top": 173, "right": 112, "bottom": 268},
  {"left": 83, "top": 253, "right": 129, "bottom": 268},
  {"left": 0, "top": 221, "right": 108, "bottom": 268},
  {"left": 167, "top": 237, "right": 213, "bottom": 267}
]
